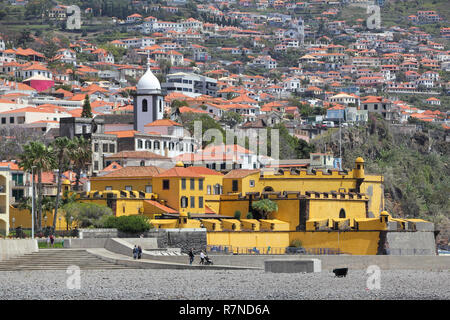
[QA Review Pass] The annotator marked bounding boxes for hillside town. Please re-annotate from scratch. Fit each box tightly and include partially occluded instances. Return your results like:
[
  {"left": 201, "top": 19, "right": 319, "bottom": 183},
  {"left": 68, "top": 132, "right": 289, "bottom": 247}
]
[{"left": 0, "top": 0, "right": 449, "bottom": 304}]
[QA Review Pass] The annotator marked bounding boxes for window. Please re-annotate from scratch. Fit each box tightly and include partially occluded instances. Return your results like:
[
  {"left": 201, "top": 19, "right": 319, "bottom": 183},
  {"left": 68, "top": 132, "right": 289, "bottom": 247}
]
[
  {"left": 199, "top": 179, "right": 203, "bottom": 190},
  {"left": 145, "top": 185, "right": 152, "bottom": 193},
  {"left": 207, "top": 185, "right": 211, "bottom": 195},
  {"left": 125, "top": 186, "right": 132, "bottom": 191},
  {"left": 190, "top": 196, "right": 195, "bottom": 208},
  {"left": 109, "top": 144, "right": 115, "bottom": 154},
  {"left": 214, "top": 184, "right": 221, "bottom": 195},
  {"left": 10, "top": 117, "right": 14, "bottom": 124},
  {"left": 103, "top": 144, "right": 108, "bottom": 153},
  {"left": 190, "top": 178, "right": 195, "bottom": 190},
  {"left": 163, "top": 180, "right": 170, "bottom": 190},
  {"left": 1, "top": 118, "right": 5, "bottom": 124},
  {"left": 145, "top": 140, "right": 151, "bottom": 149},
  {"left": 374, "top": 104, "right": 378, "bottom": 110},
  {"left": 339, "top": 208, "right": 346, "bottom": 218},
  {"left": 181, "top": 178, "right": 186, "bottom": 190},
  {"left": 249, "top": 180, "right": 255, "bottom": 188},
  {"left": 142, "top": 99, "right": 148, "bottom": 112},
  {"left": 105, "top": 186, "right": 112, "bottom": 191},
  {"left": 140, "top": 160, "right": 145, "bottom": 166},
  {"left": 94, "top": 143, "right": 98, "bottom": 152},
  {"left": 94, "top": 161, "right": 99, "bottom": 171},
  {"left": 138, "top": 139, "right": 143, "bottom": 149},
  {"left": 198, "top": 196, "right": 204, "bottom": 208},
  {"left": 154, "top": 141, "right": 160, "bottom": 150},
  {"left": 232, "top": 180, "right": 238, "bottom": 192},
  {"left": 180, "top": 196, "right": 188, "bottom": 208}
]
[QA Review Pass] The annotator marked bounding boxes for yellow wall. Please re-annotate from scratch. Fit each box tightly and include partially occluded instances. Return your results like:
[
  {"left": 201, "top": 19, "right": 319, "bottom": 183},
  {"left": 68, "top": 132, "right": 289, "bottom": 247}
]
[
  {"left": 90, "top": 178, "right": 154, "bottom": 193},
  {"left": 207, "top": 230, "right": 381, "bottom": 255},
  {"left": 207, "top": 231, "right": 290, "bottom": 254},
  {"left": 289, "top": 231, "right": 380, "bottom": 255},
  {"left": 308, "top": 198, "right": 367, "bottom": 226},
  {"left": 9, "top": 206, "right": 76, "bottom": 231}
]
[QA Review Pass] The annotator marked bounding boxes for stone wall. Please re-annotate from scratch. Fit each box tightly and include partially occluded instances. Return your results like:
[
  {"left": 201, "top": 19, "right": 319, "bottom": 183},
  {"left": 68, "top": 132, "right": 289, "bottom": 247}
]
[
  {"left": 77, "top": 228, "right": 207, "bottom": 253},
  {"left": 0, "top": 239, "right": 38, "bottom": 261},
  {"left": 156, "top": 229, "right": 207, "bottom": 254},
  {"left": 385, "top": 231, "right": 437, "bottom": 255}
]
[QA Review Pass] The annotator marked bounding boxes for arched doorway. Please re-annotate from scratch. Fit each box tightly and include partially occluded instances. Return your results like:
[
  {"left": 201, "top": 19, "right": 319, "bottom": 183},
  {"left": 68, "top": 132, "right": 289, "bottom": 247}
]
[{"left": 339, "top": 208, "right": 346, "bottom": 218}]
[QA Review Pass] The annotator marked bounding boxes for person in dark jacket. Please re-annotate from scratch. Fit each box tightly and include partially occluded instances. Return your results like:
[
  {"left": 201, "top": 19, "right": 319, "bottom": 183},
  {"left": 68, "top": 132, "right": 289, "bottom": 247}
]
[
  {"left": 133, "top": 245, "right": 138, "bottom": 259},
  {"left": 137, "top": 246, "right": 142, "bottom": 259},
  {"left": 188, "top": 248, "right": 194, "bottom": 265}
]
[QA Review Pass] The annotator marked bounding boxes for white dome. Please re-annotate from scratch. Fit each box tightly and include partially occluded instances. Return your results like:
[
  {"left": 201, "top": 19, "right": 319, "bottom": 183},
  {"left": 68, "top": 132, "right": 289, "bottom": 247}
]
[{"left": 137, "top": 67, "right": 161, "bottom": 94}]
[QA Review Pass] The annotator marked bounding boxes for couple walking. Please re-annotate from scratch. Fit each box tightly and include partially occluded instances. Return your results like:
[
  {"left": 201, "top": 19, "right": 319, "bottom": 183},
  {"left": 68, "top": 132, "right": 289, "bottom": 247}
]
[
  {"left": 133, "top": 245, "right": 142, "bottom": 259},
  {"left": 188, "top": 248, "right": 212, "bottom": 265}
]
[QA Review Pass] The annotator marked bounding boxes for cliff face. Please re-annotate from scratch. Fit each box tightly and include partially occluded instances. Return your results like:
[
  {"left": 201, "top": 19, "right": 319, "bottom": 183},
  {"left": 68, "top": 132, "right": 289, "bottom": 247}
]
[{"left": 312, "top": 118, "right": 450, "bottom": 245}]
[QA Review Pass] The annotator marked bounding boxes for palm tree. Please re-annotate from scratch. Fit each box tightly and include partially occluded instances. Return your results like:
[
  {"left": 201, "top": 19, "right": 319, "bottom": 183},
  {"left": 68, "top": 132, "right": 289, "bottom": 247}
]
[
  {"left": 71, "top": 136, "right": 92, "bottom": 191},
  {"left": 51, "top": 137, "right": 75, "bottom": 233},
  {"left": 19, "top": 141, "right": 55, "bottom": 232}
]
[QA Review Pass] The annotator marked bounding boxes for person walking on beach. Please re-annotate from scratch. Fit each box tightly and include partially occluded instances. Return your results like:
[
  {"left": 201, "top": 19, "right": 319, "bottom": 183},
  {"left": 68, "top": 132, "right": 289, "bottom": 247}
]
[
  {"left": 133, "top": 245, "right": 138, "bottom": 259},
  {"left": 199, "top": 251, "right": 205, "bottom": 265},
  {"left": 188, "top": 248, "right": 194, "bottom": 265}
]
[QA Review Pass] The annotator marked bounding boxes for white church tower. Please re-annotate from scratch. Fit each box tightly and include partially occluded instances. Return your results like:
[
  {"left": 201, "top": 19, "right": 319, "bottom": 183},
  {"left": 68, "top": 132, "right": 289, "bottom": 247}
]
[{"left": 133, "top": 62, "right": 164, "bottom": 132}]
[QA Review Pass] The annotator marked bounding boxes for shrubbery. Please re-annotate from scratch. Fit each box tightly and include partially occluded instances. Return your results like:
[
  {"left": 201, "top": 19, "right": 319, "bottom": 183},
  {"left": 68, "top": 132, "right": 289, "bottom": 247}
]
[{"left": 102, "top": 215, "right": 153, "bottom": 233}]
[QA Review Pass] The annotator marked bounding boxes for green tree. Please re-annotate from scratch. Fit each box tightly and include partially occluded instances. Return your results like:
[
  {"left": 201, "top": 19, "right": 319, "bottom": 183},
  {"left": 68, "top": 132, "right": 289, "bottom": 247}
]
[
  {"left": 51, "top": 137, "right": 76, "bottom": 233},
  {"left": 70, "top": 202, "right": 113, "bottom": 228},
  {"left": 71, "top": 136, "right": 92, "bottom": 191},
  {"left": 221, "top": 111, "right": 243, "bottom": 128},
  {"left": 81, "top": 95, "right": 93, "bottom": 118},
  {"left": 19, "top": 141, "right": 55, "bottom": 232},
  {"left": 252, "top": 199, "right": 278, "bottom": 220}
]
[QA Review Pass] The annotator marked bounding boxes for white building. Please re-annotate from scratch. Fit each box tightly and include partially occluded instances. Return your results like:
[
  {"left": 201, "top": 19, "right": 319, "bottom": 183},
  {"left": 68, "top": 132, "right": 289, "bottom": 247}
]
[{"left": 162, "top": 72, "right": 218, "bottom": 97}]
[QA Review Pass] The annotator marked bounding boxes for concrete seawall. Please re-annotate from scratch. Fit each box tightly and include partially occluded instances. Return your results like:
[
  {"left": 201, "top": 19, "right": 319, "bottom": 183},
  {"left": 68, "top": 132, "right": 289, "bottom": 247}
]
[
  {"left": 0, "top": 239, "right": 38, "bottom": 261},
  {"left": 145, "top": 254, "right": 450, "bottom": 271}
]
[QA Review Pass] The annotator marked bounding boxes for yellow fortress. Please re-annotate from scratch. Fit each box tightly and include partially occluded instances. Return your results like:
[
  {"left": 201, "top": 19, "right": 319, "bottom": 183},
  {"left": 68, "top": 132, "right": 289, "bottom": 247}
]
[{"left": 78, "top": 158, "right": 435, "bottom": 255}]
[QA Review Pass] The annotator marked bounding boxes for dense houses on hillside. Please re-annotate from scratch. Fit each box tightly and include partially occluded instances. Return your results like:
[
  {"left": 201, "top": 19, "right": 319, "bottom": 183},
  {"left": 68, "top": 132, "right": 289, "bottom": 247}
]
[{"left": 0, "top": 1, "right": 448, "bottom": 194}]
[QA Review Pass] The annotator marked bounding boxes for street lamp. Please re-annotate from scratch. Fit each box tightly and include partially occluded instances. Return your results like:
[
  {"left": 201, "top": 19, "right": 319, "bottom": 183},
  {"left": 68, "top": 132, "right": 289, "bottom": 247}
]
[
  {"left": 58, "top": 216, "right": 61, "bottom": 232},
  {"left": 31, "top": 166, "right": 36, "bottom": 239}
]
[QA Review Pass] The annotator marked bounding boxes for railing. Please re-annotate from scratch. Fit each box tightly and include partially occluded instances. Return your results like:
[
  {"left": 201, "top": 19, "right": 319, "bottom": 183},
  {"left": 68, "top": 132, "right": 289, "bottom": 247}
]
[{"left": 206, "top": 245, "right": 346, "bottom": 255}]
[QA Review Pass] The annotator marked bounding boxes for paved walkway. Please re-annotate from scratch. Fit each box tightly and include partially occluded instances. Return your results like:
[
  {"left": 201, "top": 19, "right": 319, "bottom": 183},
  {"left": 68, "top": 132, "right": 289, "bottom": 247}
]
[{"left": 88, "top": 248, "right": 261, "bottom": 270}]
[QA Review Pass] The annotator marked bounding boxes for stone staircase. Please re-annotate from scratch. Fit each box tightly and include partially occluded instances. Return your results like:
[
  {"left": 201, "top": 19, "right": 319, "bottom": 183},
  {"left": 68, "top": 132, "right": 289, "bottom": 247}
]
[{"left": 0, "top": 249, "right": 138, "bottom": 271}]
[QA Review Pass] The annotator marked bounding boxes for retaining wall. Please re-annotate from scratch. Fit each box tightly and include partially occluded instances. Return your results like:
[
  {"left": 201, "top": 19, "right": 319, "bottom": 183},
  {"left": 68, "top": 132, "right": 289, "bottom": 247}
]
[
  {"left": 144, "top": 254, "right": 450, "bottom": 271},
  {"left": 0, "top": 239, "right": 38, "bottom": 261}
]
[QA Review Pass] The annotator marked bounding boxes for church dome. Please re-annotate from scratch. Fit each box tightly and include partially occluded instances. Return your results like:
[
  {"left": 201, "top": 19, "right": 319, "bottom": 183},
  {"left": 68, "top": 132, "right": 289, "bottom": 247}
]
[{"left": 136, "top": 66, "right": 161, "bottom": 94}]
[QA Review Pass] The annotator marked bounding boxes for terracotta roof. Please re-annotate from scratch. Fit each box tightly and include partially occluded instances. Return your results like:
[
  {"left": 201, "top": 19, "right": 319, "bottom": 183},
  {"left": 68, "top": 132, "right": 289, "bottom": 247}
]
[
  {"left": 155, "top": 167, "right": 202, "bottom": 178},
  {"left": 95, "top": 166, "right": 165, "bottom": 178},
  {"left": 224, "top": 169, "right": 260, "bottom": 178},
  {"left": 145, "top": 200, "right": 178, "bottom": 214},
  {"left": 106, "top": 151, "right": 170, "bottom": 160},
  {"left": 144, "top": 119, "right": 182, "bottom": 127}
]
